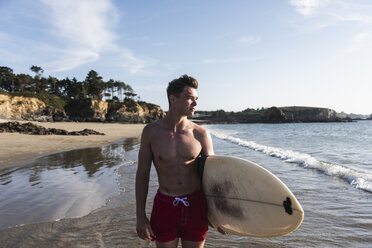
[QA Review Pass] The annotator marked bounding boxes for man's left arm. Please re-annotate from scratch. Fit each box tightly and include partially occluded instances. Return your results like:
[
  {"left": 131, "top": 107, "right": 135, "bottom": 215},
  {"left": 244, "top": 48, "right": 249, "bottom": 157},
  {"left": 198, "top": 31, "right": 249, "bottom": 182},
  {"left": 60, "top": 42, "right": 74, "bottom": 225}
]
[{"left": 200, "top": 127, "right": 215, "bottom": 156}]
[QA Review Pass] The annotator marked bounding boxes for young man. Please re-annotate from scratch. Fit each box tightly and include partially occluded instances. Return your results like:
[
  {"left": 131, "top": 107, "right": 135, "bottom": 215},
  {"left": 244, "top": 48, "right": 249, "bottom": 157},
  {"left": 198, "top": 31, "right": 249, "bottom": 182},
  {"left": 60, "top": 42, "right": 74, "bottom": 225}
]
[{"left": 136, "top": 75, "right": 214, "bottom": 248}]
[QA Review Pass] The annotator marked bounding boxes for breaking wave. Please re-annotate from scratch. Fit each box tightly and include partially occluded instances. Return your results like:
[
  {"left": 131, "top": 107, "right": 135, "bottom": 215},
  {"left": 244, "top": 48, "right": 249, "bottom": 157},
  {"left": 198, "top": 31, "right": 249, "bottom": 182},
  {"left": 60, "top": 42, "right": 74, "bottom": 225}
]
[{"left": 208, "top": 127, "right": 372, "bottom": 193}]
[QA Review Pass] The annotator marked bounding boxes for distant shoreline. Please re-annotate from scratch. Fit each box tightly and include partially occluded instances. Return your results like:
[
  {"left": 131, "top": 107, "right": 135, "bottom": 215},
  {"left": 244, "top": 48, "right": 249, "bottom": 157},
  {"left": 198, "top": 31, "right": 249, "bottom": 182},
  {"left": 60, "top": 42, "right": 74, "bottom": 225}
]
[{"left": 192, "top": 107, "right": 372, "bottom": 124}]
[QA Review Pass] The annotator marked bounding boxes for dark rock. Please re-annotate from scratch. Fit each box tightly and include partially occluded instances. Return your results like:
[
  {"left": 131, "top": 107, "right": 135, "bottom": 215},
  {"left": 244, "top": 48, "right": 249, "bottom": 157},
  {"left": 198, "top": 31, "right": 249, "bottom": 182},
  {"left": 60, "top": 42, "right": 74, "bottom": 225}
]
[
  {"left": 0, "top": 122, "right": 104, "bottom": 135},
  {"left": 261, "top": 107, "right": 287, "bottom": 123},
  {"left": 65, "top": 99, "right": 107, "bottom": 122}
]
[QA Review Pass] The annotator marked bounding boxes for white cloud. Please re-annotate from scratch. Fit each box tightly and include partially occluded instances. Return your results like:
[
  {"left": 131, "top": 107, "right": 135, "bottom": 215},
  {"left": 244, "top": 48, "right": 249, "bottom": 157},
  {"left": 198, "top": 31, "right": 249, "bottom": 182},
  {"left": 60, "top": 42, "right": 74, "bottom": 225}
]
[
  {"left": 328, "top": 9, "right": 372, "bottom": 24},
  {"left": 44, "top": 49, "right": 100, "bottom": 72},
  {"left": 41, "top": 0, "right": 117, "bottom": 49},
  {"left": 289, "top": 0, "right": 372, "bottom": 24},
  {"left": 347, "top": 32, "right": 371, "bottom": 52},
  {"left": 40, "top": 0, "right": 151, "bottom": 73},
  {"left": 236, "top": 35, "right": 261, "bottom": 46},
  {"left": 112, "top": 46, "right": 157, "bottom": 74},
  {"left": 353, "top": 32, "right": 370, "bottom": 42},
  {"left": 289, "top": 0, "right": 326, "bottom": 16}
]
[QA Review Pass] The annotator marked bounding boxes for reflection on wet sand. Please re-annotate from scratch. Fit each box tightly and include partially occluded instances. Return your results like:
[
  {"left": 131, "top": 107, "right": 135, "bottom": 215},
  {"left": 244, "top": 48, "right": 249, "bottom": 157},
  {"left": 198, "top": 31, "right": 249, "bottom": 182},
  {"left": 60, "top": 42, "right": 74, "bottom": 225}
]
[
  {"left": 0, "top": 138, "right": 139, "bottom": 230},
  {"left": 0, "top": 204, "right": 154, "bottom": 248}
]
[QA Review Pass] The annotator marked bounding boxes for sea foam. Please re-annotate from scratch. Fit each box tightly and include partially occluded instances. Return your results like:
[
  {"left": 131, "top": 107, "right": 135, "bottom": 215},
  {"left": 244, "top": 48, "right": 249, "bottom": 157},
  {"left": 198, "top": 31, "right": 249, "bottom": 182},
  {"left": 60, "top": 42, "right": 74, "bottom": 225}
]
[{"left": 208, "top": 127, "right": 372, "bottom": 193}]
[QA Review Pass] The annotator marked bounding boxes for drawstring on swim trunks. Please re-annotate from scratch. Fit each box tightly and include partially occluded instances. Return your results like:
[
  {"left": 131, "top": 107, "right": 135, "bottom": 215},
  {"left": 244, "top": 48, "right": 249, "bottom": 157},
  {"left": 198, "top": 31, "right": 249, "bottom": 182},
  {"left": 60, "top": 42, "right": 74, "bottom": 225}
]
[{"left": 173, "top": 197, "right": 190, "bottom": 207}]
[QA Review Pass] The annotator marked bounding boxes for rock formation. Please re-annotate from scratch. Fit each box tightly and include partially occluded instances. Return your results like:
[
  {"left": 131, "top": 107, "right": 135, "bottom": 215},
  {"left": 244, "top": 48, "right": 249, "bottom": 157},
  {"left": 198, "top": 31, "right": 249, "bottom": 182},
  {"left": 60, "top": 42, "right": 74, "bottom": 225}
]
[
  {"left": 0, "top": 121, "right": 104, "bottom": 135},
  {"left": 65, "top": 99, "right": 108, "bottom": 122},
  {"left": 279, "top": 106, "right": 339, "bottom": 122},
  {"left": 106, "top": 101, "right": 165, "bottom": 123},
  {"left": 0, "top": 94, "right": 165, "bottom": 123},
  {"left": 262, "top": 106, "right": 340, "bottom": 123},
  {"left": 0, "top": 94, "right": 67, "bottom": 122},
  {"left": 261, "top": 107, "right": 287, "bottom": 123}
]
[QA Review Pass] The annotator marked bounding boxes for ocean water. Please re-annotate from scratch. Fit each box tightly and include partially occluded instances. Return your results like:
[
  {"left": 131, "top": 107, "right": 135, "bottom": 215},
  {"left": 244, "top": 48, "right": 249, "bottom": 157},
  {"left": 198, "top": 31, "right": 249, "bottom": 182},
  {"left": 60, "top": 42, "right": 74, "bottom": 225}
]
[{"left": 0, "top": 121, "right": 372, "bottom": 247}]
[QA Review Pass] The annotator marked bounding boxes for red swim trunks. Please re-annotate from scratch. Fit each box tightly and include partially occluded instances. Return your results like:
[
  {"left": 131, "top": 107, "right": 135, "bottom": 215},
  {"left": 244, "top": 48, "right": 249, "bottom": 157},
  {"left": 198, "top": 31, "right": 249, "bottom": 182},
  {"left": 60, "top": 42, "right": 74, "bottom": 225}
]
[{"left": 150, "top": 188, "right": 208, "bottom": 243}]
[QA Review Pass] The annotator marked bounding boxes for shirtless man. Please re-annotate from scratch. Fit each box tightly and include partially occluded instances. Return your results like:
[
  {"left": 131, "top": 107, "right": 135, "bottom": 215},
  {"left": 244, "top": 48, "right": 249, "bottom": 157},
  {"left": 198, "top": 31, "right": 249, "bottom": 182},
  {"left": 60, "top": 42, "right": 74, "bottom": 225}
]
[{"left": 136, "top": 75, "right": 214, "bottom": 248}]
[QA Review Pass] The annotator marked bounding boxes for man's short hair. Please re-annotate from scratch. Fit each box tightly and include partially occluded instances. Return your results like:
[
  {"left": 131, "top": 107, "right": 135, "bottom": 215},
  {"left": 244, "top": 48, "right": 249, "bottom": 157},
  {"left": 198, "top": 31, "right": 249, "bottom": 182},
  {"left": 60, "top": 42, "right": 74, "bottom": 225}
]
[{"left": 167, "top": 75, "right": 198, "bottom": 106}]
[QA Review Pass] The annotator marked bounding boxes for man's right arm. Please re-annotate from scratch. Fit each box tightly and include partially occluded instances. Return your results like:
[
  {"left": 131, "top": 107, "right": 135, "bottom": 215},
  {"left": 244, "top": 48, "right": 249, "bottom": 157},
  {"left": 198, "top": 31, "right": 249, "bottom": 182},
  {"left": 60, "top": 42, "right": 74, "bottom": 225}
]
[{"left": 135, "top": 125, "right": 155, "bottom": 241}]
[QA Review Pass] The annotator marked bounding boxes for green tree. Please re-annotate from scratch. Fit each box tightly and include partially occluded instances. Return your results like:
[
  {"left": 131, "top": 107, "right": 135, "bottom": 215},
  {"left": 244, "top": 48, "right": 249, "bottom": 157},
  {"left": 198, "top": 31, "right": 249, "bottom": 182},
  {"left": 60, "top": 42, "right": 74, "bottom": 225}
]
[
  {"left": 124, "top": 90, "right": 137, "bottom": 100},
  {"left": 0, "top": 66, "right": 15, "bottom": 92},
  {"left": 62, "top": 77, "right": 86, "bottom": 100},
  {"left": 85, "top": 70, "right": 105, "bottom": 99},
  {"left": 36, "top": 77, "right": 49, "bottom": 93},
  {"left": 104, "top": 79, "right": 115, "bottom": 101},
  {"left": 77, "top": 80, "right": 88, "bottom": 100},
  {"left": 47, "top": 76, "right": 59, "bottom": 95},
  {"left": 15, "top": 74, "right": 33, "bottom": 92},
  {"left": 212, "top": 110, "right": 227, "bottom": 118},
  {"left": 59, "top": 77, "right": 72, "bottom": 98},
  {"left": 30, "top": 65, "right": 44, "bottom": 80},
  {"left": 114, "top": 80, "right": 126, "bottom": 102}
]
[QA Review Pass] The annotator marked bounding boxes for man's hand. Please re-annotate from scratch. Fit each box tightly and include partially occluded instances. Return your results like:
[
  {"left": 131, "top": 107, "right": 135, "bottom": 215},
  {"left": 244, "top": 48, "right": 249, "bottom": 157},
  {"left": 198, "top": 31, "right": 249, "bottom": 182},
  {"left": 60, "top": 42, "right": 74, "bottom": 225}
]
[
  {"left": 217, "top": 226, "right": 227, "bottom": 235},
  {"left": 136, "top": 217, "right": 156, "bottom": 241},
  {"left": 209, "top": 220, "right": 227, "bottom": 235}
]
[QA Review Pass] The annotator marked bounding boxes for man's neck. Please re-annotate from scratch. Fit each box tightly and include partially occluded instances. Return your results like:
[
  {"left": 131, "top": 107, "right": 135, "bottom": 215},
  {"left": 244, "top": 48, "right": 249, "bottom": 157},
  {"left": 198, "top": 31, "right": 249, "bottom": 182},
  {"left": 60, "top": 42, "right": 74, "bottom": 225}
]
[{"left": 163, "top": 111, "right": 189, "bottom": 132}]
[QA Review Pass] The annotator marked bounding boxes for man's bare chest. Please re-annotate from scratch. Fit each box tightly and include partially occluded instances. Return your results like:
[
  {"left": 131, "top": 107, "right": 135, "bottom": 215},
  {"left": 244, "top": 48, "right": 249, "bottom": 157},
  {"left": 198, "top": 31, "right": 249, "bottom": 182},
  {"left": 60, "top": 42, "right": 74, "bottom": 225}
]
[{"left": 150, "top": 131, "right": 202, "bottom": 161}]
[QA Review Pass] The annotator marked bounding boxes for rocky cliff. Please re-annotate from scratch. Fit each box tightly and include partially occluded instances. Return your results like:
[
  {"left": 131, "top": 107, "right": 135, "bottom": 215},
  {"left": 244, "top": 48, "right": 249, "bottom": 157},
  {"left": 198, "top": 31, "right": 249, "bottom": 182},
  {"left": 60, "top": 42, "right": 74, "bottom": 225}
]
[
  {"left": 0, "top": 94, "right": 67, "bottom": 121},
  {"left": 0, "top": 94, "right": 165, "bottom": 123},
  {"left": 106, "top": 101, "right": 165, "bottom": 123},
  {"left": 262, "top": 106, "right": 340, "bottom": 123},
  {"left": 65, "top": 99, "right": 109, "bottom": 122}
]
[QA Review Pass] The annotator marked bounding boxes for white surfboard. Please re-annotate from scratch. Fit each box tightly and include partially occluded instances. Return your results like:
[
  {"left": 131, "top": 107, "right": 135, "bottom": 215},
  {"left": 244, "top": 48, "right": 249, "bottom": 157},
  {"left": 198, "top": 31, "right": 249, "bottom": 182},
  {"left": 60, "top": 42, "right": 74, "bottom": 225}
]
[{"left": 199, "top": 155, "right": 304, "bottom": 238}]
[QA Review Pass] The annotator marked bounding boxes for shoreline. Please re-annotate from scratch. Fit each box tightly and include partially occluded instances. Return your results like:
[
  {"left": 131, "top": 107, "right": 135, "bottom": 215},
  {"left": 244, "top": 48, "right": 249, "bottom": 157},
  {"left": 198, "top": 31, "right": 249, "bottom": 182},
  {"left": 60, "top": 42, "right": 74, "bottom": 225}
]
[{"left": 0, "top": 121, "right": 145, "bottom": 169}]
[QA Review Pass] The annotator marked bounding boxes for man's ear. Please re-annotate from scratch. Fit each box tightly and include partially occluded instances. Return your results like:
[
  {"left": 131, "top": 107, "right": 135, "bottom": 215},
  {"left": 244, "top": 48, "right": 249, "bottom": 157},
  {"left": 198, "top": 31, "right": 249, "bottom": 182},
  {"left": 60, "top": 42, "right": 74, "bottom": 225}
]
[{"left": 169, "top": 94, "right": 176, "bottom": 105}]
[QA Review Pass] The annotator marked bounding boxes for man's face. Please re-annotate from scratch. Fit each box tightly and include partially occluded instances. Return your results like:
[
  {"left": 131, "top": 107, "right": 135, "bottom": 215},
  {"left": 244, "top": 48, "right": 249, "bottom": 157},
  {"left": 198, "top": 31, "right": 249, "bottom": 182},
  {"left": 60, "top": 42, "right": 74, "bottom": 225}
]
[{"left": 171, "top": 86, "right": 198, "bottom": 117}]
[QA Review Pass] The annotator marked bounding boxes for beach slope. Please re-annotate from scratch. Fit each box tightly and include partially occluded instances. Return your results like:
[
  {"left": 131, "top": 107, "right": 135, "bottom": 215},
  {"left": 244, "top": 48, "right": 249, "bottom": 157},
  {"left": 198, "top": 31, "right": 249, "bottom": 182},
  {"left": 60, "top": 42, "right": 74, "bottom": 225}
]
[{"left": 0, "top": 121, "right": 144, "bottom": 168}]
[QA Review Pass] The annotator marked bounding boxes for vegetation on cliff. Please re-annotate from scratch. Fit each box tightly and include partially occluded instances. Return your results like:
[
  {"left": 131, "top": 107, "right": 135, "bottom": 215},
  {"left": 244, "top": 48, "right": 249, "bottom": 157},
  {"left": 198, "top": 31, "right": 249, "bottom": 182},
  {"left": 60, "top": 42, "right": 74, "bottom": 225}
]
[
  {"left": 0, "top": 66, "right": 164, "bottom": 122},
  {"left": 0, "top": 66, "right": 137, "bottom": 105}
]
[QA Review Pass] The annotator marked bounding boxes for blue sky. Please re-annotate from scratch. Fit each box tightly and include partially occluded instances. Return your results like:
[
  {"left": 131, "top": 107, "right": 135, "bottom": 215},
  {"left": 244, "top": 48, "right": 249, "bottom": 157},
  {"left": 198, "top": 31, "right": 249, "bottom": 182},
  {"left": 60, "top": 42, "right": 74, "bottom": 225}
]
[{"left": 1, "top": 0, "right": 372, "bottom": 114}]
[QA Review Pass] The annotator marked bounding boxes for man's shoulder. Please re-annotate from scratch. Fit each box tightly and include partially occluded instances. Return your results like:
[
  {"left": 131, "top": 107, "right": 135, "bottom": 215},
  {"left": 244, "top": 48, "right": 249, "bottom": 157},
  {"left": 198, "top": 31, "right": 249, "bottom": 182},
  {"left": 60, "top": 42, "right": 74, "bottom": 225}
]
[
  {"left": 189, "top": 121, "right": 208, "bottom": 136},
  {"left": 143, "top": 120, "right": 161, "bottom": 132},
  {"left": 140, "top": 120, "right": 163, "bottom": 144}
]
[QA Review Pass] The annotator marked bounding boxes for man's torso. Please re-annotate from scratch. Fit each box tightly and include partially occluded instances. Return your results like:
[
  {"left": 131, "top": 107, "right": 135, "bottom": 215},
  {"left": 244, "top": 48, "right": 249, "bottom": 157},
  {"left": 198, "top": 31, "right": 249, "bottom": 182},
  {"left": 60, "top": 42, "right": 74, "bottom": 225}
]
[{"left": 147, "top": 119, "right": 203, "bottom": 196}]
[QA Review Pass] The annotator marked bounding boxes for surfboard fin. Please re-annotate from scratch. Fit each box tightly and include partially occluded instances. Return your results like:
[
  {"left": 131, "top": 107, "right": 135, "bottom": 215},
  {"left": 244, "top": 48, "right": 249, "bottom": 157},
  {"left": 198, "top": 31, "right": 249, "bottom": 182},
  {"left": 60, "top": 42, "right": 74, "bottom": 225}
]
[{"left": 283, "top": 197, "right": 293, "bottom": 215}]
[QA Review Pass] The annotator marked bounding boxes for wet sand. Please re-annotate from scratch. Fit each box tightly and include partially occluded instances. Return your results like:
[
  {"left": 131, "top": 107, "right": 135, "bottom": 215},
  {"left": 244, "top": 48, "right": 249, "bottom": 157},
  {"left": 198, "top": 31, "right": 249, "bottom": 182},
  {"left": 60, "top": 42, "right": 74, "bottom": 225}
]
[
  {"left": 0, "top": 135, "right": 153, "bottom": 247},
  {"left": 0, "top": 120, "right": 144, "bottom": 168}
]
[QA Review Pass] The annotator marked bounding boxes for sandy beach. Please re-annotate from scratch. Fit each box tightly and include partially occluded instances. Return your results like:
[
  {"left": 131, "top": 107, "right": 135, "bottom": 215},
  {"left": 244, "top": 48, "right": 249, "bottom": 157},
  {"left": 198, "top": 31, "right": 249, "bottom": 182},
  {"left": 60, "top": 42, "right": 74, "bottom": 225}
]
[{"left": 0, "top": 120, "right": 145, "bottom": 168}]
